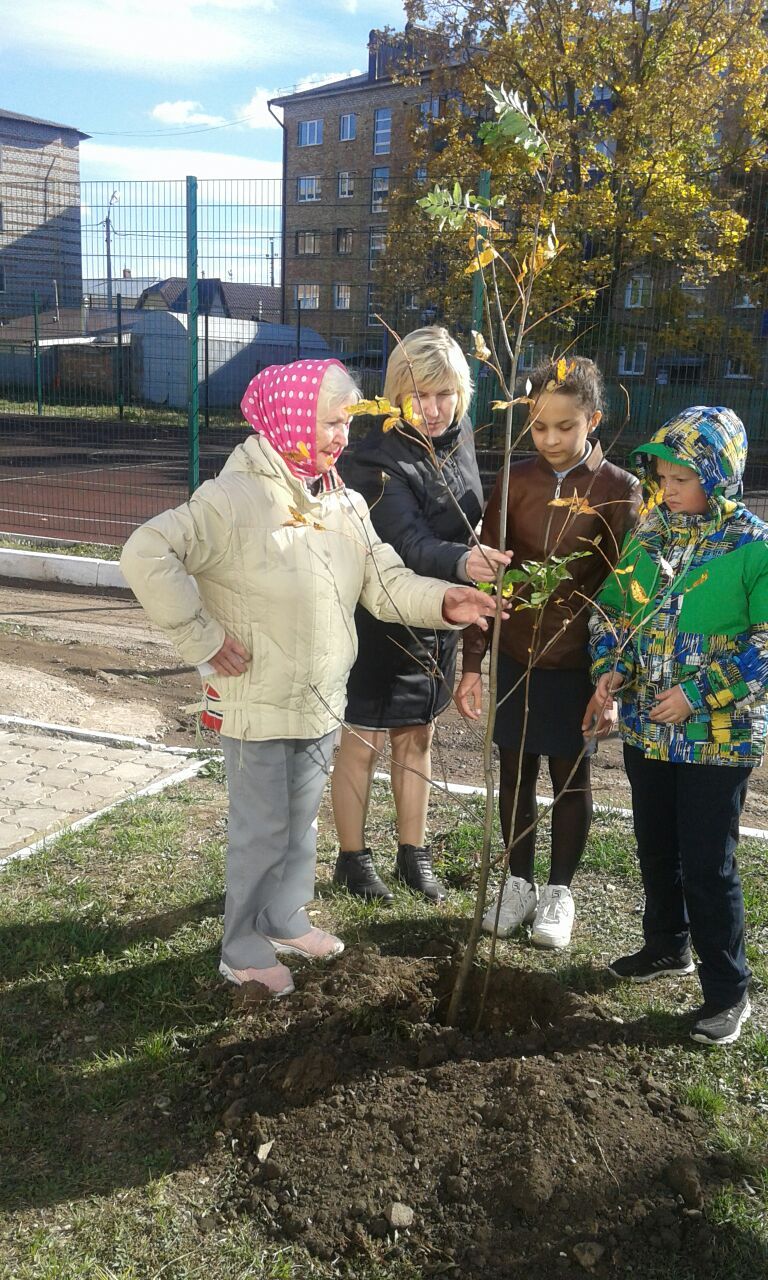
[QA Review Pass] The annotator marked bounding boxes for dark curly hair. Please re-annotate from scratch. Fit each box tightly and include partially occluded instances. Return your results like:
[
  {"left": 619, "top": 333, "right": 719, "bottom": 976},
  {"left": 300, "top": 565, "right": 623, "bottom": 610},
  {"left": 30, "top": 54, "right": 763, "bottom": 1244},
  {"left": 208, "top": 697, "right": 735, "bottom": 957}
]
[{"left": 527, "top": 356, "right": 605, "bottom": 420}]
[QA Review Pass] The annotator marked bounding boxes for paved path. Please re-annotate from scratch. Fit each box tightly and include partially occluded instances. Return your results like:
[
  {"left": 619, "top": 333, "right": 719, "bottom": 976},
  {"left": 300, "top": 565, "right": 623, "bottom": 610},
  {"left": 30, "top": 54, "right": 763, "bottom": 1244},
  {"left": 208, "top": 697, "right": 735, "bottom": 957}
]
[{"left": 0, "top": 726, "right": 194, "bottom": 859}]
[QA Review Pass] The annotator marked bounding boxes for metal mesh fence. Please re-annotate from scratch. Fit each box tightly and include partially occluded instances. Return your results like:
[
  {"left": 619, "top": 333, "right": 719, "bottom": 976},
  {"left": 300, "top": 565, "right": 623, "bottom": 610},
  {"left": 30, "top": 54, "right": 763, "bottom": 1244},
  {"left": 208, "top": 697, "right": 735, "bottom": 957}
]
[{"left": 1, "top": 171, "right": 767, "bottom": 544}]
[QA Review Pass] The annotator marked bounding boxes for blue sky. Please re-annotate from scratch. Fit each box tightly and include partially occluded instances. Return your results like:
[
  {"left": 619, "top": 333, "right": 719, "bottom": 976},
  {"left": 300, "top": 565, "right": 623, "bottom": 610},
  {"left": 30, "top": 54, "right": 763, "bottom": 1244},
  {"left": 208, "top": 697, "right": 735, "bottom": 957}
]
[{"left": 0, "top": 0, "right": 408, "bottom": 182}]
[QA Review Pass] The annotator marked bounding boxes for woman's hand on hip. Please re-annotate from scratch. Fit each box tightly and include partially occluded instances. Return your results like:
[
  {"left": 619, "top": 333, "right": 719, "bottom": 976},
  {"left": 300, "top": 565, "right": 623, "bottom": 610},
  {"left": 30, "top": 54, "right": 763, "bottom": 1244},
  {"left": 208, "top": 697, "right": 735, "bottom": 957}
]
[
  {"left": 442, "top": 586, "right": 506, "bottom": 630},
  {"left": 456, "top": 672, "right": 483, "bottom": 720},
  {"left": 209, "top": 634, "right": 251, "bottom": 676},
  {"left": 465, "top": 544, "right": 513, "bottom": 584}
]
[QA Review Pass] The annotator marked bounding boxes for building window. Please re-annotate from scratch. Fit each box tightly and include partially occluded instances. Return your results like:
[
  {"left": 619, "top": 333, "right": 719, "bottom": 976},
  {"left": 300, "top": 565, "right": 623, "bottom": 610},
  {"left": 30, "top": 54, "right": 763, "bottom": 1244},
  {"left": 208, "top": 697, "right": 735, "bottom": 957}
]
[
  {"left": 373, "top": 107, "right": 392, "bottom": 155},
  {"left": 297, "top": 175, "right": 321, "bottom": 203},
  {"left": 0, "top": 203, "right": 4, "bottom": 233},
  {"left": 618, "top": 343, "right": 647, "bottom": 376},
  {"left": 371, "top": 166, "right": 389, "bottom": 213},
  {"left": 295, "top": 283, "right": 320, "bottom": 310},
  {"left": 519, "top": 343, "right": 536, "bottom": 371},
  {"left": 624, "top": 274, "right": 652, "bottom": 309},
  {"left": 419, "top": 96, "right": 441, "bottom": 126},
  {"left": 734, "top": 292, "right": 756, "bottom": 309},
  {"left": 725, "top": 356, "right": 752, "bottom": 379},
  {"left": 334, "top": 282, "right": 351, "bottom": 310},
  {"left": 298, "top": 119, "right": 323, "bottom": 146},
  {"left": 336, "top": 227, "right": 354, "bottom": 255},
  {"left": 592, "top": 84, "right": 613, "bottom": 104},
  {"left": 0, "top": 266, "right": 5, "bottom": 293},
  {"left": 339, "top": 113, "right": 356, "bottom": 141},
  {"left": 403, "top": 289, "right": 419, "bottom": 311},
  {"left": 296, "top": 230, "right": 320, "bottom": 255},
  {"left": 369, "top": 227, "right": 386, "bottom": 270},
  {"left": 681, "top": 284, "right": 705, "bottom": 317},
  {"left": 415, "top": 166, "right": 427, "bottom": 185},
  {"left": 367, "top": 284, "right": 382, "bottom": 327},
  {"left": 338, "top": 171, "right": 354, "bottom": 199}
]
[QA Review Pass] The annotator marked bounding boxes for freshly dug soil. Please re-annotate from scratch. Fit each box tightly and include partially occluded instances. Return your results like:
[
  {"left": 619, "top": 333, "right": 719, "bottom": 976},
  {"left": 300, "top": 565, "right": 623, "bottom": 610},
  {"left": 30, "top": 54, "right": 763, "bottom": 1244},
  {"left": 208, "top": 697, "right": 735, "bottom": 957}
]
[{"left": 196, "top": 945, "right": 746, "bottom": 1279}]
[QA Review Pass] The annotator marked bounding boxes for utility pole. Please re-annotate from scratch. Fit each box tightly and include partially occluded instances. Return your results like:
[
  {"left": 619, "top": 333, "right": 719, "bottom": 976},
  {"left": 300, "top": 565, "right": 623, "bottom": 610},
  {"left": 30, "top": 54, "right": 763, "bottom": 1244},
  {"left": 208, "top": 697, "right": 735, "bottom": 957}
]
[
  {"left": 268, "top": 237, "right": 275, "bottom": 288},
  {"left": 105, "top": 190, "right": 119, "bottom": 312}
]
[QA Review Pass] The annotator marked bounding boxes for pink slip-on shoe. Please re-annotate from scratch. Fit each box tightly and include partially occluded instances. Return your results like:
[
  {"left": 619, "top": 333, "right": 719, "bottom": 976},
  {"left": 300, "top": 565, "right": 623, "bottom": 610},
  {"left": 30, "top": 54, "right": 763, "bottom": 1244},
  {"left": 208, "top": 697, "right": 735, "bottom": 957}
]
[
  {"left": 267, "top": 927, "right": 345, "bottom": 960},
  {"left": 218, "top": 960, "right": 295, "bottom": 996}
]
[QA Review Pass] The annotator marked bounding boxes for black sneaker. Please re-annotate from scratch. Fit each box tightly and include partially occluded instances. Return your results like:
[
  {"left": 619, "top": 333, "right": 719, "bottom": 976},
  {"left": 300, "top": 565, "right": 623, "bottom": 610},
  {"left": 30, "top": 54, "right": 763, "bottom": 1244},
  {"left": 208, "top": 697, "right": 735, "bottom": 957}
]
[
  {"left": 691, "top": 994, "right": 751, "bottom": 1046},
  {"left": 608, "top": 946, "right": 696, "bottom": 983},
  {"left": 394, "top": 844, "right": 446, "bottom": 903},
  {"left": 333, "top": 849, "right": 393, "bottom": 903}
]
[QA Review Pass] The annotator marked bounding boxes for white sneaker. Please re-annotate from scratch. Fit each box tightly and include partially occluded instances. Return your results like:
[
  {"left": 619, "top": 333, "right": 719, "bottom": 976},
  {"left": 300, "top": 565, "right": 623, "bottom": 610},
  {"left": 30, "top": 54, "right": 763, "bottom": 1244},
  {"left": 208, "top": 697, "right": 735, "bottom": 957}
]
[
  {"left": 531, "top": 884, "right": 575, "bottom": 950},
  {"left": 482, "top": 875, "right": 538, "bottom": 938}
]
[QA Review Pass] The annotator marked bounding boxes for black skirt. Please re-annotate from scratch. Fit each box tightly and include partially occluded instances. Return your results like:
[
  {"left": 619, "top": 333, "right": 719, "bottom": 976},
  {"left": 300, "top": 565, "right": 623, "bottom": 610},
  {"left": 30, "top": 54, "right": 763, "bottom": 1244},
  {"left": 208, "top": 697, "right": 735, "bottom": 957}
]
[
  {"left": 493, "top": 654, "right": 597, "bottom": 758},
  {"left": 344, "top": 607, "right": 458, "bottom": 729}
]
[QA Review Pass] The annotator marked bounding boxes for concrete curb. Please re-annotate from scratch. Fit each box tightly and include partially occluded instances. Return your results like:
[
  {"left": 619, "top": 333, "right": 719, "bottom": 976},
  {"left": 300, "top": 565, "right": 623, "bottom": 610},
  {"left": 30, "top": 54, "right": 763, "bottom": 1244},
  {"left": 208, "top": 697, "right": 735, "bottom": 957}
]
[{"left": 0, "top": 547, "right": 126, "bottom": 590}]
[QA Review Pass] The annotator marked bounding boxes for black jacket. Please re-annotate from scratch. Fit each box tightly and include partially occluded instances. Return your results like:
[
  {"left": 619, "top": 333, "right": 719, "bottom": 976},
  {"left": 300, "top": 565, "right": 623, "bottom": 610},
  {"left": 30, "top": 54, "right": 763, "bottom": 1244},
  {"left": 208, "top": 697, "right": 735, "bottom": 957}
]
[{"left": 342, "top": 413, "right": 484, "bottom": 727}]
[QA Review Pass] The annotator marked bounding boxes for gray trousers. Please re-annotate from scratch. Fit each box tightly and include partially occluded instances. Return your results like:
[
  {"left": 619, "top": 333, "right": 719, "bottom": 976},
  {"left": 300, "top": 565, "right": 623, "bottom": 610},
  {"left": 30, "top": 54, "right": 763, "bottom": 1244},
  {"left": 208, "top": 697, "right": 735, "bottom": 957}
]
[{"left": 220, "top": 733, "right": 334, "bottom": 969}]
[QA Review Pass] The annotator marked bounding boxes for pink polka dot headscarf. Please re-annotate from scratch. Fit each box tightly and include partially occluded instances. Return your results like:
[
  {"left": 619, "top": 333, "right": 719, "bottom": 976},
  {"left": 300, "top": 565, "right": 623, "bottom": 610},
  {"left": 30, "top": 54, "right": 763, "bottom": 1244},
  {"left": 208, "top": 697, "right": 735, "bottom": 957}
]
[{"left": 240, "top": 358, "right": 348, "bottom": 481}]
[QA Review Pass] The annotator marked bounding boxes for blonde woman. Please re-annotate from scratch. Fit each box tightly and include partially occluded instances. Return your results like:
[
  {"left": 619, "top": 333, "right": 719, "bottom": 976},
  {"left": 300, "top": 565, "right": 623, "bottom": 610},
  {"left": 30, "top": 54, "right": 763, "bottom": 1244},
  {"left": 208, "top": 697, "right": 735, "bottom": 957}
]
[{"left": 331, "top": 328, "right": 510, "bottom": 903}]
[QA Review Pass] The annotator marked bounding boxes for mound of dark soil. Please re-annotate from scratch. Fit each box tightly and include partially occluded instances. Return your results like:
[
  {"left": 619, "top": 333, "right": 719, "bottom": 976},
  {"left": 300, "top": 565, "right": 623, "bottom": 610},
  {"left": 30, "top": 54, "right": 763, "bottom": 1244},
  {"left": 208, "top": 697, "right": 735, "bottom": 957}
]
[{"left": 194, "top": 946, "right": 746, "bottom": 1278}]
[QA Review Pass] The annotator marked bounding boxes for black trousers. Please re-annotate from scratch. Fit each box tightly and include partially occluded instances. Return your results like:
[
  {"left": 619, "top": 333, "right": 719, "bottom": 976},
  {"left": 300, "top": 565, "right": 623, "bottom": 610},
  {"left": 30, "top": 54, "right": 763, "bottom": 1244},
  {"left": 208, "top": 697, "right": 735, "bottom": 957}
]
[{"left": 623, "top": 744, "right": 751, "bottom": 1008}]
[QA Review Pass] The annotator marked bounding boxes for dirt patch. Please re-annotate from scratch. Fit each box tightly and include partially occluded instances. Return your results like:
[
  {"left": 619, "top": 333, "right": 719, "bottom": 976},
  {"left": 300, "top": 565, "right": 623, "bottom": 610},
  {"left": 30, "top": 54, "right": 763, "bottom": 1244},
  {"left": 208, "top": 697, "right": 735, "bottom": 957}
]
[{"left": 193, "top": 947, "right": 741, "bottom": 1278}]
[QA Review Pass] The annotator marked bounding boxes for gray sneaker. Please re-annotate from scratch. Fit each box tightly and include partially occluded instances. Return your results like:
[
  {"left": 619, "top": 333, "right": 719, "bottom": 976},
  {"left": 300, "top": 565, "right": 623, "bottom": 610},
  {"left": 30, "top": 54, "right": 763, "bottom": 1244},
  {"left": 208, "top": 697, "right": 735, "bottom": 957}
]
[{"left": 691, "top": 993, "right": 751, "bottom": 1046}]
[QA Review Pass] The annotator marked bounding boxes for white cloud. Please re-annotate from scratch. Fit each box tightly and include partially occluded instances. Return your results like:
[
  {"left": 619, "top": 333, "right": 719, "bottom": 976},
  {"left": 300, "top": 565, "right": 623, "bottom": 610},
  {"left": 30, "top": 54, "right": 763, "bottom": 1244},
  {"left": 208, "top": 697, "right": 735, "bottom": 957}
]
[
  {"left": 0, "top": 0, "right": 362, "bottom": 76},
  {"left": 238, "top": 69, "right": 363, "bottom": 130},
  {"left": 80, "top": 141, "right": 282, "bottom": 182},
  {"left": 151, "top": 101, "right": 228, "bottom": 127}
]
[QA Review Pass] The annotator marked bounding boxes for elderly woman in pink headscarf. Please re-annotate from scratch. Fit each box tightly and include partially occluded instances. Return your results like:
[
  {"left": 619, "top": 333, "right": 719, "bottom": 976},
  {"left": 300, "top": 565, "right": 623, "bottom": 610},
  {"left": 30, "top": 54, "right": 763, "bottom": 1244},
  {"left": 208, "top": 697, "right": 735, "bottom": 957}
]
[{"left": 121, "top": 359, "right": 498, "bottom": 997}]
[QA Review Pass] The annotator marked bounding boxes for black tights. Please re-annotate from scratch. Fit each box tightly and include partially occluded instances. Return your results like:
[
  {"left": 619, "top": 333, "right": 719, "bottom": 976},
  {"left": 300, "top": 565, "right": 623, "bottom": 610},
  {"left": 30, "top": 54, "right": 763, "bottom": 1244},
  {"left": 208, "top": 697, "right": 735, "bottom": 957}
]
[{"left": 498, "top": 749, "right": 593, "bottom": 888}]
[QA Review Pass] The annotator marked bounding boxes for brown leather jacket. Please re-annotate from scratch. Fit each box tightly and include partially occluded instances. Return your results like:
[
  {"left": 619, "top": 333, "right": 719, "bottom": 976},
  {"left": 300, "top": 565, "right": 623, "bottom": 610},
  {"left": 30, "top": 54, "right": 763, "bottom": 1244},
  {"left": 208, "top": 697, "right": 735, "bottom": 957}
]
[{"left": 463, "top": 442, "right": 641, "bottom": 673}]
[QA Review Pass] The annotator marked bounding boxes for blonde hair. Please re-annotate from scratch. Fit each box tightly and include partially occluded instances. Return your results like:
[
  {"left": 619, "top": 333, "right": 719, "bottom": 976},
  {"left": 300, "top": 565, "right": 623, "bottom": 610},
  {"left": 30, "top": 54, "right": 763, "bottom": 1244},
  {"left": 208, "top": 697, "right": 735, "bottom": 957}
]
[
  {"left": 317, "top": 361, "right": 361, "bottom": 421},
  {"left": 383, "top": 326, "right": 473, "bottom": 423}
]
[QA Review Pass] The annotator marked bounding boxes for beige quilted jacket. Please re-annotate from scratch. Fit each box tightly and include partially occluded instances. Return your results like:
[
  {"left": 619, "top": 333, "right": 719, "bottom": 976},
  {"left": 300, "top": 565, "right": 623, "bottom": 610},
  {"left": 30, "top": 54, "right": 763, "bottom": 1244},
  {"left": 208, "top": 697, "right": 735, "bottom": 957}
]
[{"left": 120, "top": 434, "right": 454, "bottom": 740}]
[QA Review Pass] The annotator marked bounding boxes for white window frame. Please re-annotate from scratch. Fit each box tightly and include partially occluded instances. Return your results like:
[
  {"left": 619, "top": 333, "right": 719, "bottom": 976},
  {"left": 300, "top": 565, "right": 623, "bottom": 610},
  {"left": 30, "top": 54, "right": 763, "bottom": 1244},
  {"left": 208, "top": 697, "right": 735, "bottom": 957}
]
[
  {"left": 338, "top": 171, "right": 354, "bottom": 199},
  {"left": 681, "top": 284, "right": 705, "bottom": 318},
  {"left": 371, "top": 166, "right": 389, "bottom": 213},
  {"left": 369, "top": 227, "right": 386, "bottom": 270},
  {"left": 419, "top": 95, "right": 441, "bottom": 126},
  {"left": 725, "top": 356, "right": 753, "bottom": 379},
  {"left": 297, "top": 175, "right": 321, "bottom": 203},
  {"left": 295, "top": 283, "right": 320, "bottom": 311},
  {"left": 336, "top": 227, "right": 354, "bottom": 255},
  {"left": 402, "top": 289, "right": 419, "bottom": 311},
  {"left": 373, "top": 107, "right": 391, "bottom": 156},
  {"left": 333, "top": 282, "right": 351, "bottom": 311},
  {"left": 618, "top": 342, "right": 647, "bottom": 376},
  {"left": 296, "top": 230, "right": 320, "bottom": 255},
  {"left": 734, "top": 292, "right": 756, "bottom": 309},
  {"left": 339, "top": 113, "right": 357, "bottom": 142},
  {"left": 624, "top": 274, "right": 652, "bottom": 309},
  {"left": 519, "top": 342, "right": 536, "bottom": 371},
  {"left": 367, "top": 284, "right": 382, "bottom": 327},
  {"left": 297, "top": 119, "right": 323, "bottom": 147}
]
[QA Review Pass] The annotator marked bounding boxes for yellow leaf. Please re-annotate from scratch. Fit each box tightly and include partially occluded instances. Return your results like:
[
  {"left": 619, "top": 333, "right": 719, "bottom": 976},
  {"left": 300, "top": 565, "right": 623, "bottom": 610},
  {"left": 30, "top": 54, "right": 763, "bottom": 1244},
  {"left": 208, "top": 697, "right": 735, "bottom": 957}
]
[
  {"left": 685, "top": 571, "right": 709, "bottom": 592},
  {"left": 613, "top": 563, "right": 637, "bottom": 576},
  {"left": 464, "top": 245, "right": 499, "bottom": 275},
  {"left": 471, "top": 329, "right": 491, "bottom": 360},
  {"left": 287, "top": 505, "right": 308, "bottom": 525},
  {"left": 491, "top": 399, "right": 514, "bottom": 410},
  {"left": 548, "top": 494, "right": 598, "bottom": 516},
  {"left": 284, "top": 441, "right": 311, "bottom": 464},
  {"left": 402, "top": 394, "right": 423, "bottom": 425},
  {"left": 630, "top": 579, "right": 650, "bottom": 605},
  {"left": 545, "top": 379, "right": 557, "bottom": 392},
  {"left": 382, "top": 416, "right": 400, "bottom": 433},
  {"left": 556, "top": 357, "right": 568, "bottom": 383},
  {"left": 347, "top": 397, "right": 398, "bottom": 417}
]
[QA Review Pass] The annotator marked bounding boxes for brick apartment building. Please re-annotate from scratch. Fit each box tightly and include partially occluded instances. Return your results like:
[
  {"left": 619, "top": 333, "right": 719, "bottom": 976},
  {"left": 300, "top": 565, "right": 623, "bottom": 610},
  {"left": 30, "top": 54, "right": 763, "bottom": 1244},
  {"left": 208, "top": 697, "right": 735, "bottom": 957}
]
[
  {"left": 0, "top": 108, "right": 88, "bottom": 322},
  {"left": 270, "top": 24, "right": 452, "bottom": 371}
]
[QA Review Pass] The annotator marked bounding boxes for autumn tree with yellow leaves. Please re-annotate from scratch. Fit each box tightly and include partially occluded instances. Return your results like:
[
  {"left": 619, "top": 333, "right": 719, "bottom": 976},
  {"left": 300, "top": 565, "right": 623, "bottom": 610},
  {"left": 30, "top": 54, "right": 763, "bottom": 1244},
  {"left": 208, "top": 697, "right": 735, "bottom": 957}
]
[{"left": 386, "top": 0, "right": 768, "bottom": 351}]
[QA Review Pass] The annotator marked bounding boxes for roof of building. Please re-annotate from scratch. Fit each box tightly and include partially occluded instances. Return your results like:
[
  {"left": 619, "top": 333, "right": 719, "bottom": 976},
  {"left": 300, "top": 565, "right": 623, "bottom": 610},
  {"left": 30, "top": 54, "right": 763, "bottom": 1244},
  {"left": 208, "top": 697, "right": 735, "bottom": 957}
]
[
  {"left": 0, "top": 107, "right": 89, "bottom": 140},
  {"left": 135, "top": 277, "right": 281, "bottom": 320}
]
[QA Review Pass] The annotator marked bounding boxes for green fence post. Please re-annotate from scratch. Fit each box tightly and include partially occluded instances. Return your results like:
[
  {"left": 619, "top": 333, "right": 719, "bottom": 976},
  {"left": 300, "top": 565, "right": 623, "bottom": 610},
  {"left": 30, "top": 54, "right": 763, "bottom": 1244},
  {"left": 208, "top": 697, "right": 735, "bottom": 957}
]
[
  {"left": 116, "top": 292, "right": 124, "bottom": 419},
  {"left": 33, "top": 290, "right": 43, "bottom": 416},
  {"left": 470, "top": 169, "right": 491, "bottom": 429},
  {"left": 186, "top": 174, "right": 200, "bottom": 495}
]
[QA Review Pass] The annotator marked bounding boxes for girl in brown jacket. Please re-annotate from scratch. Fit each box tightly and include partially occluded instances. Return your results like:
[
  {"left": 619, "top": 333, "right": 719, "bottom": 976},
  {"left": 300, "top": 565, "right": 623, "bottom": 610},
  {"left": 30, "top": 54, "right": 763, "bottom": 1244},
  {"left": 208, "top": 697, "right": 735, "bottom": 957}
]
[{"left": 457, "top": 358, "right": 640, "bottom": 949}]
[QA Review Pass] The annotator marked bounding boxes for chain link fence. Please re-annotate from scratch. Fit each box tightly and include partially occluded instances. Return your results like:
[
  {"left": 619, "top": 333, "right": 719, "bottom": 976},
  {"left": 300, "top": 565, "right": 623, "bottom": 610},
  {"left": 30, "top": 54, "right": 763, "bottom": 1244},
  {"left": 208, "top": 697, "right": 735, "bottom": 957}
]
[{"left": 1, "top": 173, "right": 767, "bottom": 544}]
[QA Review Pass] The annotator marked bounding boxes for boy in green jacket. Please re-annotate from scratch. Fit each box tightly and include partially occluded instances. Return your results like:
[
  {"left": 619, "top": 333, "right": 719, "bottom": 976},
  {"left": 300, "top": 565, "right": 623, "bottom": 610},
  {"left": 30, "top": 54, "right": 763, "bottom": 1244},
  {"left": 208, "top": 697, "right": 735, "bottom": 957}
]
[{"left": 587, "top": 406, "right": 768, "bottom": 1045}]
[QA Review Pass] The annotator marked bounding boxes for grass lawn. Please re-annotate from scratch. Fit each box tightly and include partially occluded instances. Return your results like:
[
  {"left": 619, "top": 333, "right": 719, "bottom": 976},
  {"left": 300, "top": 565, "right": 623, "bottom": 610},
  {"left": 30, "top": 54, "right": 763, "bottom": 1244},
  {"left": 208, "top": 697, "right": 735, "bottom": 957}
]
[{"left": 0, "top": 768, "right": 766, "bottom": 1279}]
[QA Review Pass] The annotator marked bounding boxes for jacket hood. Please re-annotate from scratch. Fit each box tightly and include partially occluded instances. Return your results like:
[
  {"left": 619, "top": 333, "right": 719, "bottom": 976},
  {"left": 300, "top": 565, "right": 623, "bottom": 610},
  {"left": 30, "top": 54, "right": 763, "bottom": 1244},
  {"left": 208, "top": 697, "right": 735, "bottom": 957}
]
[{"left": 631, "top": 406, "right": 747, "bottom": 514}]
